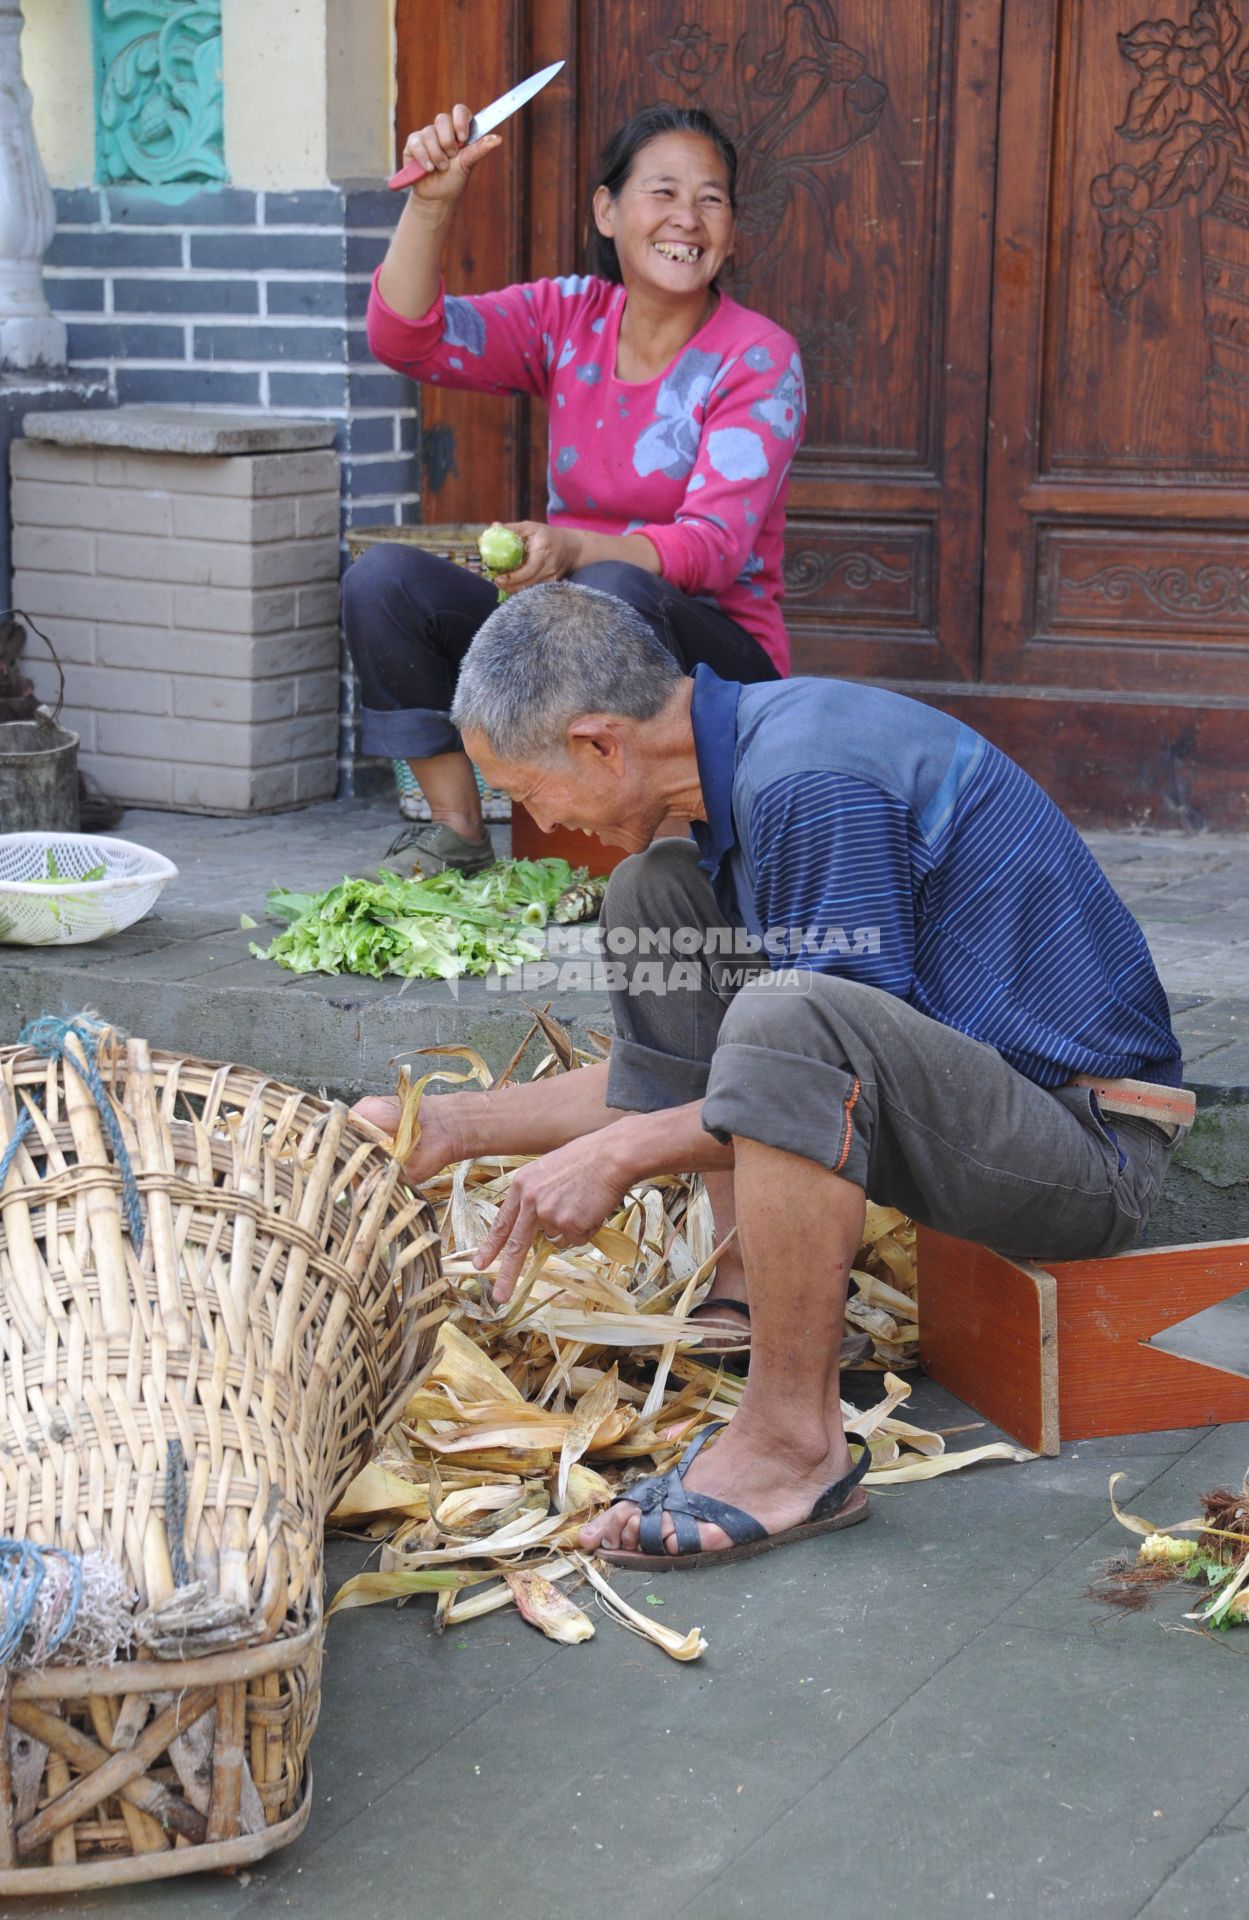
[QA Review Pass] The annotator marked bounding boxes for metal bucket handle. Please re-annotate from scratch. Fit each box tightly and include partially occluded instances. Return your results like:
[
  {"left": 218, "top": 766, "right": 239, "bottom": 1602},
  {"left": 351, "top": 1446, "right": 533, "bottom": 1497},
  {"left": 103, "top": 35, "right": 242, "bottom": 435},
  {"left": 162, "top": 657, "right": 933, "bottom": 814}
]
[{"left": 1, "top": 608, "right": 65, "bottom": 724}]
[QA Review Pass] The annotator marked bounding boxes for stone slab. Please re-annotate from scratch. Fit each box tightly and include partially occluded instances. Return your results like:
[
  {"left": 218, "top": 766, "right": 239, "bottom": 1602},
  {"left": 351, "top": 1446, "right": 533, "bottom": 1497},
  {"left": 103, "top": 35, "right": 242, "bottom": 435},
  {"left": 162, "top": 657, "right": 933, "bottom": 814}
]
[{"left": 23, "top": 406, "right": 338, "bottom": 456}]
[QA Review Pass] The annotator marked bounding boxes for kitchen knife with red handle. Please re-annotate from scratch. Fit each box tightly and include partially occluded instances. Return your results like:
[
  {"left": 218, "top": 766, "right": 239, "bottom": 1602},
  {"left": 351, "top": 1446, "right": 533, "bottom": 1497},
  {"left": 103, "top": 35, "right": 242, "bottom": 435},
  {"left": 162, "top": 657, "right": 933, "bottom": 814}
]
[{"left": 388, "top": 60, "right": 565, "bottom": 190}]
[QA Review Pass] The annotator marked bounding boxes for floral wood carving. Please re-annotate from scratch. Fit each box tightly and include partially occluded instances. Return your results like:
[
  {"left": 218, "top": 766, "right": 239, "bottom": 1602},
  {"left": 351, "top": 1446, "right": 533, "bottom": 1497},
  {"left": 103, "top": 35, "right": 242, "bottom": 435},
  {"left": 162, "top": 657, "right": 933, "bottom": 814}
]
[
  {"left": 1062, "top": 561, "right": 1249, "bottom": 619},
  {"left": 783, "top": 548, "right": 914, "bottom": 600},
  {"left": 646, "top": 4, "right": 887, "bottom": 310},
  {"left": 649, "top": 23, "right": 728, "bottom": 95},
  {"left": 1092, "top": 2, "right": 1249, "bottom": 432},
  {"left": 96, "top": 0, "right": 227, "bottom": 187}
]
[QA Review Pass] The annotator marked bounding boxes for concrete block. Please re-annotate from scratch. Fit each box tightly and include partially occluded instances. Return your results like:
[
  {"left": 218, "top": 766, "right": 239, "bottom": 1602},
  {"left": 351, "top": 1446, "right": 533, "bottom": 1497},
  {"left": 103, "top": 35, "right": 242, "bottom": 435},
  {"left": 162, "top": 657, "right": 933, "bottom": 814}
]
[
  {"left": 29, "top": 407, "right": 336, "bottom": 458},
  {"left": 97, "top": 710, "right": 334, "bottom": 769},
  {"left": 59, "top": 707, "right": 96, "bottom": 752},
  {"left": 251, "top": 449, "right": 341, "bottom": 497},
  {"left": 10, "top": 527, "right": 95, "bottom": 574},
  {"left": 171, "top": 586, "right": 297, "bottom": 634},
  {"left": 68, "top": 664, "right": 171, "bottom": 716},
  {"left": 95, "top": 623, "right": 338, "bottom": 678},
  {"left": 12, "top": 570, "right": 172, "bottom": 627},
  {"left": 172, "top": 674, "right": 298, "bottom": 723},
  {"left": 249, "top": 541, "right": 340, "bottom": 589},
  {"left": 96, "top": 531, "right": 220, "bottom": 587},
  {"left": 169, "top": 494, "right": 297, "bottom": 542},
  {"left": 295, "top": 493, "right": 341, "bottom": 540},
  {"left": 83, "top": 750, "right": 173, "bottom": 805},
  {"left": 12, "top": 477, "right": 174, "bottom": 537},
  {"left": 173, "top": 761, "right": 298, "bottom": 811},
  {"left": 296, "top": 583, "right": 341, "bottom": 627},
  {"left": 90, "top": 450, "right": 250, "bottom": 495},
  {"left": 294, "top": 756, "right": 339, "bottom": 802},
  {"left": 19, "top": 615, "right": 96, "bottom": 665},
  {"left": 294, "top": 669, "right": 341, "bottom": 714},
  {"left": 11, "top": 439, "right": 92, "bottom": 484}
]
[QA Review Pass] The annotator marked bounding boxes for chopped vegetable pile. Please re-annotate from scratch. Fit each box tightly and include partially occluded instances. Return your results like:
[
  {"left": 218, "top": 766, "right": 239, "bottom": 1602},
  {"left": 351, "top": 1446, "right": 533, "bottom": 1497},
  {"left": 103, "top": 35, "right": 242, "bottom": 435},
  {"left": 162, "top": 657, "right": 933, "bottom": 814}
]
[{"left": 251, "top": 857, "right": 591, "bottom": 982}]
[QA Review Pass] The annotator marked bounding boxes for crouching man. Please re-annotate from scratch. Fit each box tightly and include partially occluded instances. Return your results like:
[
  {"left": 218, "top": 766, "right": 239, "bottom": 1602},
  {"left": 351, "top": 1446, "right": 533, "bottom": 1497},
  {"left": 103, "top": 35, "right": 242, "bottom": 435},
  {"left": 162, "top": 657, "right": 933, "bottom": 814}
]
[{"left": 354, "top": 582, "right": 1189, "bottom": 1573}]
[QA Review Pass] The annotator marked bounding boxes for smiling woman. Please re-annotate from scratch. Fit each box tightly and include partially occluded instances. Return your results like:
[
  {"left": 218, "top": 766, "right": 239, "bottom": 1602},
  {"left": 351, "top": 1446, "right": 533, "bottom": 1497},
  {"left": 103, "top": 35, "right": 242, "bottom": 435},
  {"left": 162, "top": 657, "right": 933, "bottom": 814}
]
[{"left": 342, "top": 100, "right": 806, "bottom": 873}]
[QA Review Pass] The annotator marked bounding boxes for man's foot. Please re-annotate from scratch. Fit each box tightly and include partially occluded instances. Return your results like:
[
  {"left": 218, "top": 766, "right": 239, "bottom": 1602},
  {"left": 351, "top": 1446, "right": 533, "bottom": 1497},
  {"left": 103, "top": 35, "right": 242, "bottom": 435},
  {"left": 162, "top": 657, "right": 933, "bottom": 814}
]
[{"left": 578, "top": 1412, "right": 864, "bottom": 1560}]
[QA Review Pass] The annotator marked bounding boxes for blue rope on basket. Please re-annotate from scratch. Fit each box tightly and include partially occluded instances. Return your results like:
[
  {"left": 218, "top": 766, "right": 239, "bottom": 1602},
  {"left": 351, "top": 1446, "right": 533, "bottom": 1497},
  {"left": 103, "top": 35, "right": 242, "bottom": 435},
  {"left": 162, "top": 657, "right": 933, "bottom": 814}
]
[
  {"left": 0, "top": 1014, "right": 144, "bottom": 1253},
  {"left": 0, "top": 1539, "right": 84, "bottom": 1667}
]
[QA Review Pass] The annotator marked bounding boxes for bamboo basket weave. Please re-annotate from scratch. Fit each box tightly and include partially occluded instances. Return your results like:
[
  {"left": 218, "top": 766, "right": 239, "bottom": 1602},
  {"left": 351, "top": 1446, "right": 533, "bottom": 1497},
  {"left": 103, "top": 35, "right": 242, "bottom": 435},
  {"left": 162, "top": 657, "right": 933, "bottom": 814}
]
[{"left": 0, "top": 1025, "right": 445, "bottom": 1892}]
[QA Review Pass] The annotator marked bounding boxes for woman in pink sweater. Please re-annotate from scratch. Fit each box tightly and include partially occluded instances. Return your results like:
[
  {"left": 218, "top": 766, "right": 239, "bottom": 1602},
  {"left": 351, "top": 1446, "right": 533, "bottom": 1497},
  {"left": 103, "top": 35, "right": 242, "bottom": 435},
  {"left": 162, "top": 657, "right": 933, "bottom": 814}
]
[{"left": 345, "top": 101, "right": 806, "bottom": 871}]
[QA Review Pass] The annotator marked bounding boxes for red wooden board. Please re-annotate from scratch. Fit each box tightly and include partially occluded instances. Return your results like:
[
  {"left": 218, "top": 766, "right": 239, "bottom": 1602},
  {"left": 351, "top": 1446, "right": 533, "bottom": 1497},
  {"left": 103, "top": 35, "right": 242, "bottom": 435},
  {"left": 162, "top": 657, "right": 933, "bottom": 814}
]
[
  {"left": 1047, "top": 1241, "right": 1249, "bottom": 1440},
  {"left": 917, "top": 1227, "right": 1058, "bottom": 1456}
]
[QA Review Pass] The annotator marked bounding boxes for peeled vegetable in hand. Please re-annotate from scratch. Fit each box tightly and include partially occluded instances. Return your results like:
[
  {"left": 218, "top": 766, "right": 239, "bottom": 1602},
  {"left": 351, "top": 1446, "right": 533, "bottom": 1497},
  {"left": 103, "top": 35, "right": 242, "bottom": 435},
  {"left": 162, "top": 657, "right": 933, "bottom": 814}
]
[{"left": 478, "top": 522, "right": 526, "bottom": 601}]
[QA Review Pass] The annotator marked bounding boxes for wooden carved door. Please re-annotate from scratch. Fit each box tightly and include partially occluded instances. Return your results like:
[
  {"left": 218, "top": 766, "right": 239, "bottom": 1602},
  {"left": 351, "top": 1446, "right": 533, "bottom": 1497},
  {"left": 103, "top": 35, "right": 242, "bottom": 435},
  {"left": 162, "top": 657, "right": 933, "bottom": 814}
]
[
  {"left": 974, "top": 0, "right": 1249, "bottom": 825},
  {"left": 397, "top": 0, "right": 1001, "bottom": 685},
  {"left": 395, "top": 0, "right": 1249, "bottom": 825}
]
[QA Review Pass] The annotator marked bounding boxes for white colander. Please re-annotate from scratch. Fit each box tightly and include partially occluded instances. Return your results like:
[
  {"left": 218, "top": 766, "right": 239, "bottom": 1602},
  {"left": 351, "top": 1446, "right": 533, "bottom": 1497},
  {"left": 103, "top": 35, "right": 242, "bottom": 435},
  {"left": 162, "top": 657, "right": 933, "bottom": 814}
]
[{"left": 0, "top": 833, "right": 177, "bottom": 946}]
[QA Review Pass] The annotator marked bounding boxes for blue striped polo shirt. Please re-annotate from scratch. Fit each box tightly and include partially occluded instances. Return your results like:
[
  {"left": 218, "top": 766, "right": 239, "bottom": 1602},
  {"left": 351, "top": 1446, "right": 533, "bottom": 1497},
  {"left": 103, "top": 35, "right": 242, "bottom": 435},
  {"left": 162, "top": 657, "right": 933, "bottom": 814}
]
[{"left": 688, "top": 666, "right": 1182, "bottom": 1089}]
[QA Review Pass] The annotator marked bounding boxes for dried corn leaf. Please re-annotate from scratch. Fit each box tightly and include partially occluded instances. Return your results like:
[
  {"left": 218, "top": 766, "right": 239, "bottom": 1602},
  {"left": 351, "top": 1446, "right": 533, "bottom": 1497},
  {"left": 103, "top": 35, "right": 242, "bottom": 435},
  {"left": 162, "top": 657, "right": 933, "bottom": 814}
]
[
  {"left": 329, "top": 1462, "right": 432, "bottom": 1525},
  {"left": 327, "top": 1567, "right": 477, "bottom": 1616},
  {"left": 557, "top": 1367, "right": 621, "bottom": 1507},
  {"left": 505, "top": 1569, "right": 596, "bottom": 1643},
  {"left": 573, "top": 1554, "right": 706, "bottom": 1661},
  {"left": 865, "top": 1442, "right": 1033, "bottom": 1483}
]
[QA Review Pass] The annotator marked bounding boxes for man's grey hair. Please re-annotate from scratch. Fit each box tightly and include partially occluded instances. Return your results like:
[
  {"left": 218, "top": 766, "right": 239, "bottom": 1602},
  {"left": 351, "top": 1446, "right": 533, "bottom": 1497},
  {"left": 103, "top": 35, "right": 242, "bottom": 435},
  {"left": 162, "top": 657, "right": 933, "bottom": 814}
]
[{"left": 450, "top": 581, "right": 683, "bottom": 761}]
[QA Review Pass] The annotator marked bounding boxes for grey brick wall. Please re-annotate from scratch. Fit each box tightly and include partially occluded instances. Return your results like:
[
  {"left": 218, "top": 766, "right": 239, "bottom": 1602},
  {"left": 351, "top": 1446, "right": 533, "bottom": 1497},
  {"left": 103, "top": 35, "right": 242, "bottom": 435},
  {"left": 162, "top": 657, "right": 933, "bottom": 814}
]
[{"left": 43, "top": 185, "right": 424, "bottom": 794}]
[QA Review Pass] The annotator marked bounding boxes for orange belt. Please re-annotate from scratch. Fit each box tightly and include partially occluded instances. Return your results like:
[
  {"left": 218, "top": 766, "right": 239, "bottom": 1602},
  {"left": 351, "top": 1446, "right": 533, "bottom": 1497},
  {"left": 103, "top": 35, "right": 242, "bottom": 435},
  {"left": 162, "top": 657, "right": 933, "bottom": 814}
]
[{"left": 1068, "top": 1074, "right": 1195, "bottom": 1135}]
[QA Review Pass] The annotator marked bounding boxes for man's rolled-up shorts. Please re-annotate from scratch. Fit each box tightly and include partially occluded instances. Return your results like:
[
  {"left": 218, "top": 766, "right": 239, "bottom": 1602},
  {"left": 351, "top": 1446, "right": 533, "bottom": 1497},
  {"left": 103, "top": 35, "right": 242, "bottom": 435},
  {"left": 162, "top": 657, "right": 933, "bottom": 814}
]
[{"left": 600, "top": 838, "right": 1182, "bottom": 1264}]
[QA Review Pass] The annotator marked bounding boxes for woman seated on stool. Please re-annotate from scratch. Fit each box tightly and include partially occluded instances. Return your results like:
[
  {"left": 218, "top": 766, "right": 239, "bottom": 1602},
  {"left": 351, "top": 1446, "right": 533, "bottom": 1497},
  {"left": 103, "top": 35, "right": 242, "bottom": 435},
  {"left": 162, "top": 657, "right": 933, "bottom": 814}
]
[{"left": 344, "top": 100, "right": 806, "bottom": 871}]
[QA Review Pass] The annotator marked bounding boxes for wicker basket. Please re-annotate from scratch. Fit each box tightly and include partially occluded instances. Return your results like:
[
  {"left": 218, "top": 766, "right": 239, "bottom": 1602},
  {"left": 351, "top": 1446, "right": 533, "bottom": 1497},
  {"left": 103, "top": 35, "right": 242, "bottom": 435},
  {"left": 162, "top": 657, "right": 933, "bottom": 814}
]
[
  {"left": 344, "top": 521, "right": 489, "bottom": 572},
  {"left": 0, "top": 1027, "right": 445, "bottom": 1892}
]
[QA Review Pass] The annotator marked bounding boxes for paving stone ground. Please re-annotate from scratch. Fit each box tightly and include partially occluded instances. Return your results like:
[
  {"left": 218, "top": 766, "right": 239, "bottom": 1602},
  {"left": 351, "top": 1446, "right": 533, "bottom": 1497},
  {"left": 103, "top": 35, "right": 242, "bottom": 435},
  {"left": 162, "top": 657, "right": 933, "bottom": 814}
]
[{"left": 2, "top": 807, "right": 1248, "bottom": 1919}]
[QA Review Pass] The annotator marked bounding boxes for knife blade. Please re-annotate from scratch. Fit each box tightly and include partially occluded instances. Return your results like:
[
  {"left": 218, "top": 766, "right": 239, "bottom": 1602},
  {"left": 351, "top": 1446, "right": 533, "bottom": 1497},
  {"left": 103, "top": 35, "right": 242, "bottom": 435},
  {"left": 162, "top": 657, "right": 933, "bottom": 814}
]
[{"left": 388, "top": 60, "right": 565, "bottom": 191}]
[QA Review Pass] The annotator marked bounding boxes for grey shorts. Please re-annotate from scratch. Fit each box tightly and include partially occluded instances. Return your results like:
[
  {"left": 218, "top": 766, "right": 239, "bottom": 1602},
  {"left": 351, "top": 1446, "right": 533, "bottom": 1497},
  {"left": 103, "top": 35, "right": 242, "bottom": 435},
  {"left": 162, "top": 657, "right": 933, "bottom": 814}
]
[{"left": 601, "top": 839, "right": 1183, "bottom": 1264}]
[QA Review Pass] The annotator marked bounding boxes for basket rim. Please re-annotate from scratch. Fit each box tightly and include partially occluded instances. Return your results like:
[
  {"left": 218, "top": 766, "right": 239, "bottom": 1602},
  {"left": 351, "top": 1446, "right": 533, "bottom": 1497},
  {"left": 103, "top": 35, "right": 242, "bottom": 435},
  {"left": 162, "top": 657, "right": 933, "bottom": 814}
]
[
  {"left": 9, "top": 1612, "right": 322, "bottom": 1700},
  {"left": 0, "top": 831, "right": 179, "bottom": 892}
]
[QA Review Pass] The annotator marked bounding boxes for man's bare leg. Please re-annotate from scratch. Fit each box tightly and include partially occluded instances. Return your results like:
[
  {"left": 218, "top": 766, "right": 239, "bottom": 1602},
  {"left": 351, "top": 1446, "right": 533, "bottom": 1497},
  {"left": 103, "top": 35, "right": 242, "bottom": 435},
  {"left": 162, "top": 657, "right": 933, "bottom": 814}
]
[
  {"left": 692, "top": 1167, "right": 749, "bottom": 1328},
  {"left": 580, "top": 1139, "right": 865, "bottom": 1555}
]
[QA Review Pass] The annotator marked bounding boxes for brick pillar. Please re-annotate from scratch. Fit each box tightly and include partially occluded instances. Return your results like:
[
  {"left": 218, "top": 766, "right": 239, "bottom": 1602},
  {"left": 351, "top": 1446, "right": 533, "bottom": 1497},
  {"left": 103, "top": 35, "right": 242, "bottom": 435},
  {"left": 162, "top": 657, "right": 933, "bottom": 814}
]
[{"left": 11, "top": 407, "right": 341, "bottom": 813}]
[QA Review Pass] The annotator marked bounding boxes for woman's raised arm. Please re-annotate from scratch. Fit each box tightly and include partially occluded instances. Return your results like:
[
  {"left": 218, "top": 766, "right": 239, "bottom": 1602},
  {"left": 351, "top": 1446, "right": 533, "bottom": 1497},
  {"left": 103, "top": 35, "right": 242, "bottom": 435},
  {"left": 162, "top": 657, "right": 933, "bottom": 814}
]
[{"left": 377, "top": 104, "right": 503, "bottom": 319}]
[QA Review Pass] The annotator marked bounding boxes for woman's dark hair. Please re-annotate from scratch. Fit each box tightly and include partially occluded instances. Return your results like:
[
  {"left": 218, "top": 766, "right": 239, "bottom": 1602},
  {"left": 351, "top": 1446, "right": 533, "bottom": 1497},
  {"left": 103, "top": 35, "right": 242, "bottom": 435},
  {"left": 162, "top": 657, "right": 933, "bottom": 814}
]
[{"left": 587, "top": 104, "right": 737, "bottom": 284}]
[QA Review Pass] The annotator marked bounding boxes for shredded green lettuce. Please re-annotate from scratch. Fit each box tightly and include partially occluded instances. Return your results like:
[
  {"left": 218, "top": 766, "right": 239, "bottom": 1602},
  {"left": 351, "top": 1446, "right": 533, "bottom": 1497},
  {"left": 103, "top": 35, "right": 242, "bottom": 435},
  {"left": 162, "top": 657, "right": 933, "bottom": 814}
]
[{"left": 250, "top": 857, "right": 590, "bottom": 982}]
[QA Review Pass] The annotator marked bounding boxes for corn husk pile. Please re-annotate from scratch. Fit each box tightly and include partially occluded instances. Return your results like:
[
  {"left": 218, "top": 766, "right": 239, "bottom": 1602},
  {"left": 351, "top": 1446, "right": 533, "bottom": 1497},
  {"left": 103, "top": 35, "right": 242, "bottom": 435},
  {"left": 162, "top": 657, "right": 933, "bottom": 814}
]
[
  {"left": 327, "top": 1011, "right": 1032, "bottom": 1661},
  {"left": 1100, "top": 1472, "right": 1249, "bottom": 1632}
]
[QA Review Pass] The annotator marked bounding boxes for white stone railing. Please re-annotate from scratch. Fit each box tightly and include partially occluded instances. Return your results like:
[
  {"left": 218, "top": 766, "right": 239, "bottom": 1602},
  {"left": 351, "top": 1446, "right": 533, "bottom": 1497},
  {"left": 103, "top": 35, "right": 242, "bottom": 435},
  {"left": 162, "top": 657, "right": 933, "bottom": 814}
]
[{"left": 0, "top": 0, "right": 65, "bottom": 372}]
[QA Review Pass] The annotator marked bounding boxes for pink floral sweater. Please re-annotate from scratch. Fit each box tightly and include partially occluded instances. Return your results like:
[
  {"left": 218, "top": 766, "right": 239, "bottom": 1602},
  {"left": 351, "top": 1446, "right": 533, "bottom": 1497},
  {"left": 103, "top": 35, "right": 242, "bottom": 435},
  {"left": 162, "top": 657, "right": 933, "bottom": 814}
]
[{"left": 367, "top": 271, "right": 806, "bottom": 672}]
